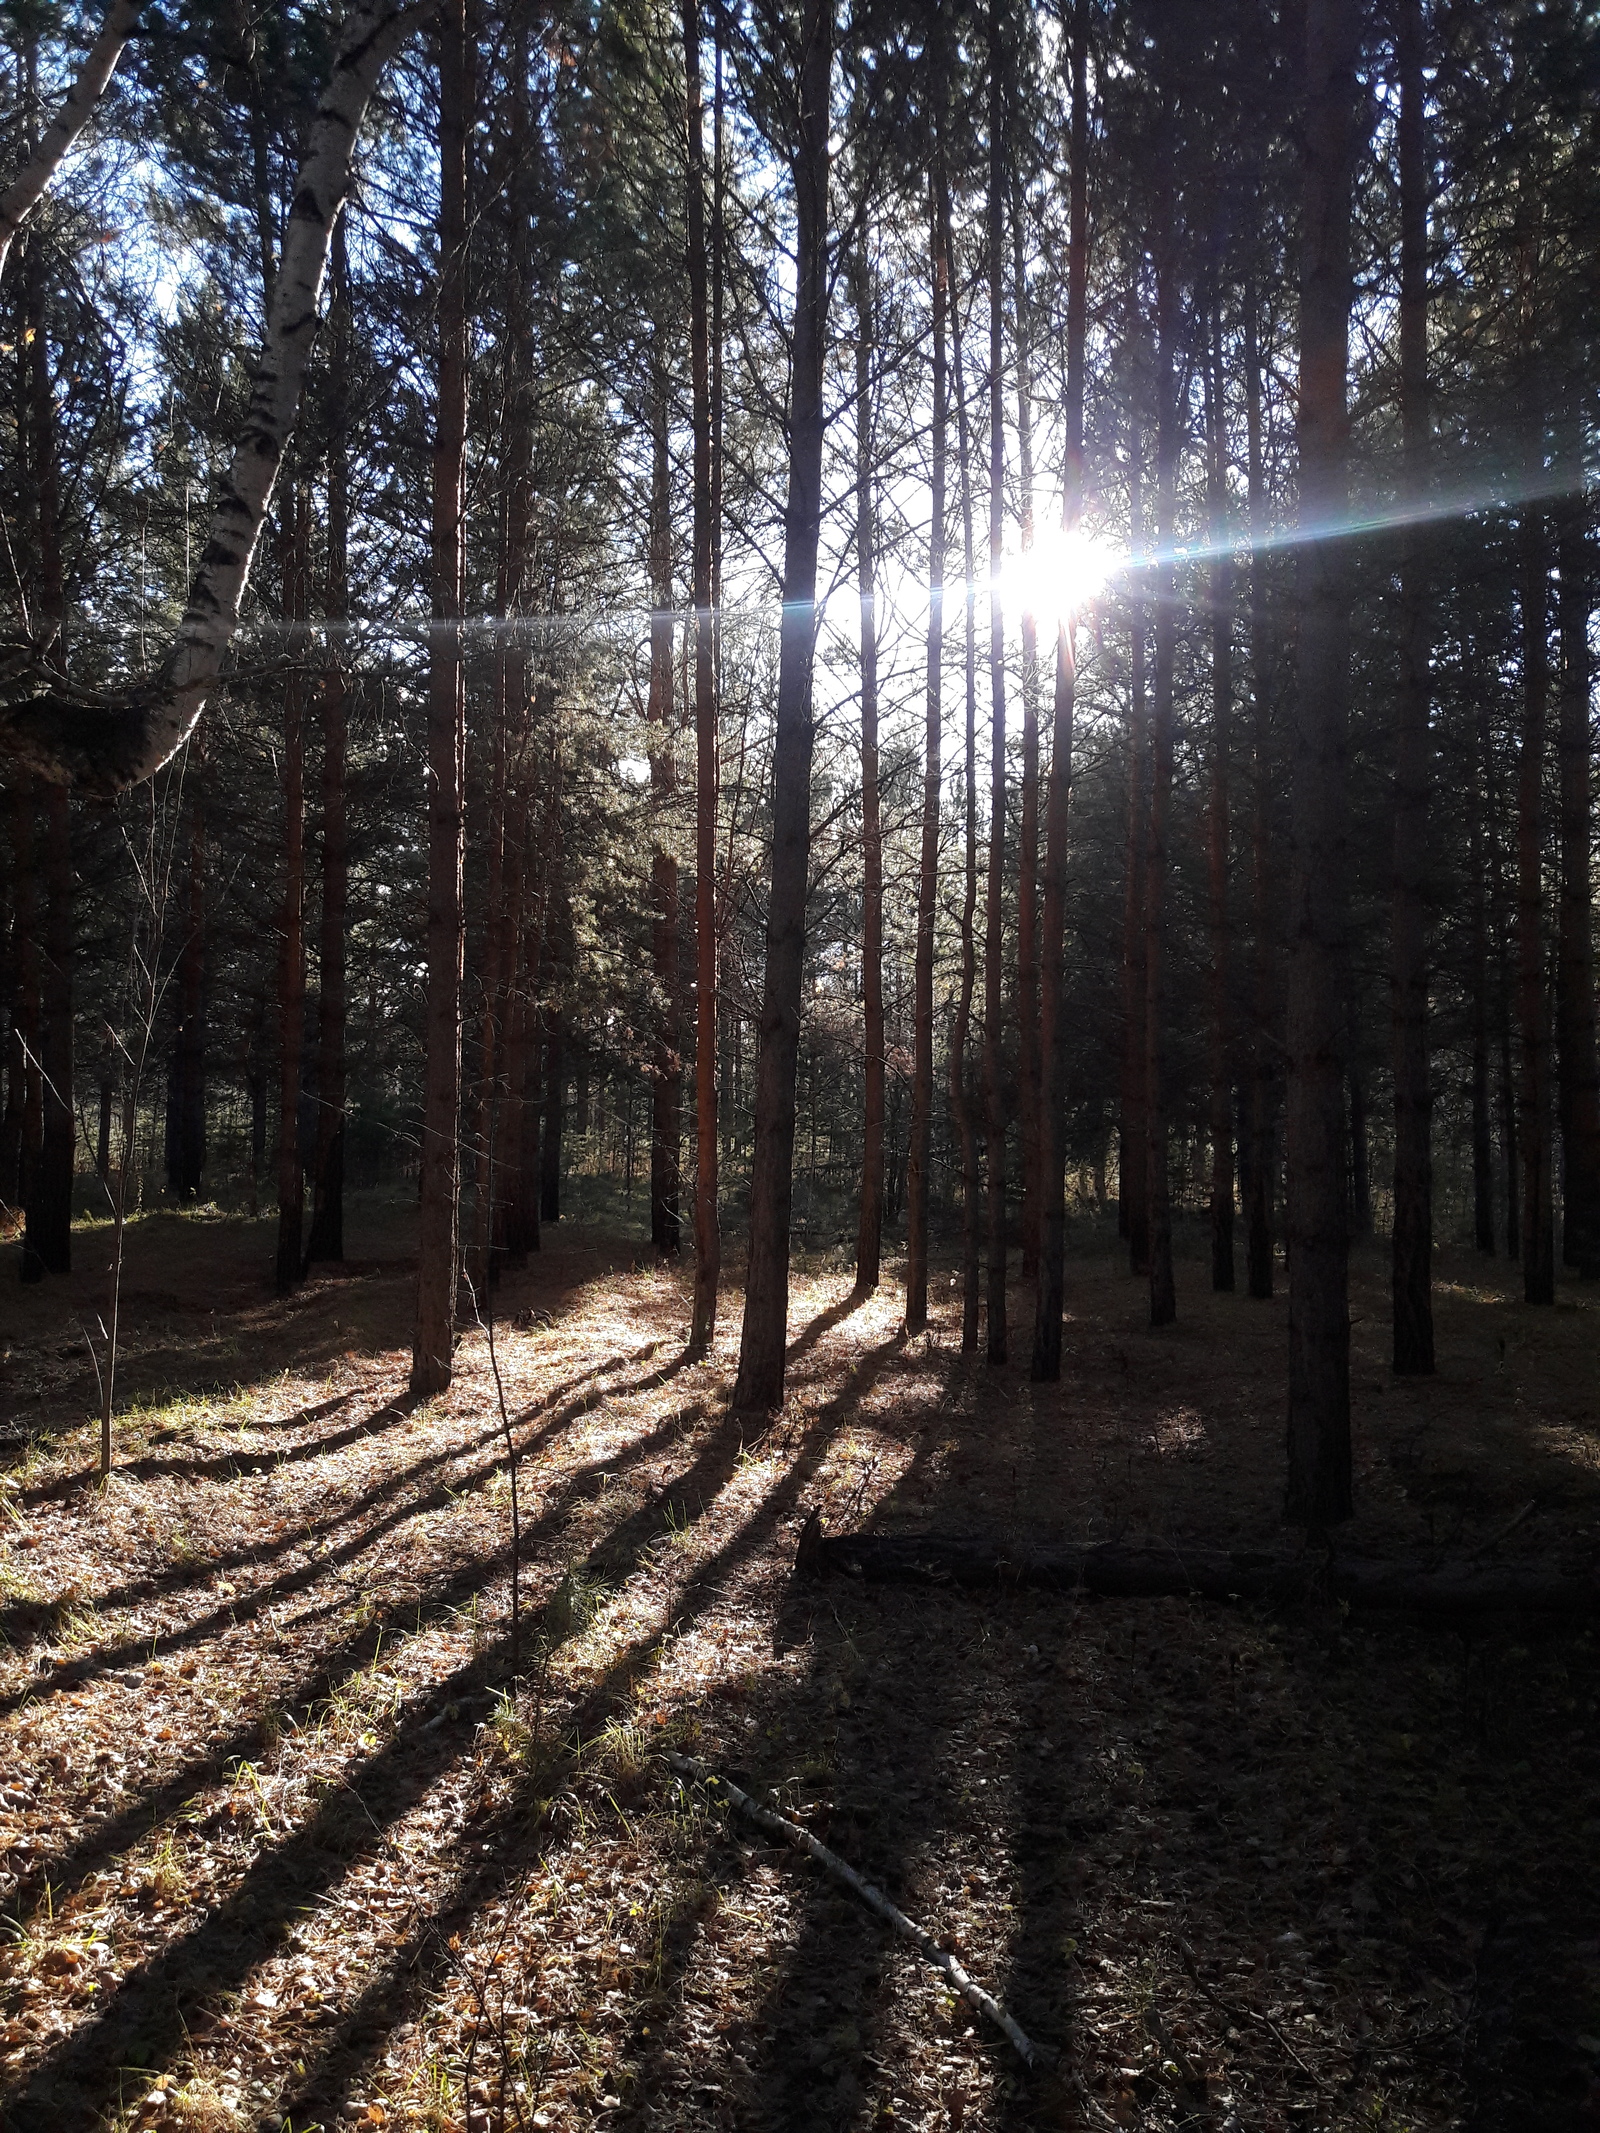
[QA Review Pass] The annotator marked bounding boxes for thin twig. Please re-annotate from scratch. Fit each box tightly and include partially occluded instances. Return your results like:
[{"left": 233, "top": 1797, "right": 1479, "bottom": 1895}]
[
  {"left": 1467, "top": 1499, "right": 1537, "bottom": 1560},
  {"left": 664, "top": 1751, "right": 1055, "bottom": 2070}
]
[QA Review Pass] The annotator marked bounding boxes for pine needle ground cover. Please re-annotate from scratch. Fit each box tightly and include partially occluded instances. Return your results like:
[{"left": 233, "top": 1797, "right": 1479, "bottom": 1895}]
[{"left": 1, "top": 1209, "right": 1597, "bottom": 2133}]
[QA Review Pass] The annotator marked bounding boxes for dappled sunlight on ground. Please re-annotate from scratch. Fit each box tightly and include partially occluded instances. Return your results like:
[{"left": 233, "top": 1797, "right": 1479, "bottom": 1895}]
[{"left": 0, "top": 1214, "right": 1596, "bottom": 2129}]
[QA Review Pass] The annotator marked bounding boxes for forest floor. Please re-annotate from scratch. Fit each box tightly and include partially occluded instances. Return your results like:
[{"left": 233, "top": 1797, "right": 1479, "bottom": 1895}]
[{"left": 1, "top": 1201, "right": 1598, "bottom": 2133}]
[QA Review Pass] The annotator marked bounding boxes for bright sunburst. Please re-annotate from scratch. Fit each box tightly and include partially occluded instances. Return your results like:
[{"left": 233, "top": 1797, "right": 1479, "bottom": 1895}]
[{"left": 999, "top": 524, "right": 1121, "bottom": 626}]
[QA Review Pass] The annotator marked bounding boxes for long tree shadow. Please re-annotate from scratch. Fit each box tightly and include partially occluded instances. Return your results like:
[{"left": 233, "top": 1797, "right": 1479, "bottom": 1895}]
[
  {"left": 0, "top": 1314, "right": 907, "bottom": 2132},
  {"left": 14, "top": 1389, "right": 372, "bottom": 1507},
  {"left": 263, "top": 1329, "right": 910, "bottom": 2129},
  {"left": 784, "top": 1286, "right": 874, "bottom": 1372},
  {"left": 721, "top": 1394, "right": 1007, "bottom": 2133},
  {"left": 0, "top": 1355, "right": 834, "bottom": 2128},
  {"left": 0, "top": 1343, "right": 673, "bottom": 1649},
  {"left": 0, "top": 1346, "right": 696, "bottom": 1711},
  {"left": 0, "top": 1380, "right": 719, "bottom": 1935}
]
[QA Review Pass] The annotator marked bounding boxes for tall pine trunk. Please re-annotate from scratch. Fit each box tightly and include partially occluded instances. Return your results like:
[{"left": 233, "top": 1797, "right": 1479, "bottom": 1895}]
[
  {"left": 1204, "top": 305, "right": 1235, "bottom": 1294},
  {"left": 305, "top": 225, "right": 350, "bottom": 1268},
  {"left": 1518, "top": 498, "right": 1555, "bottom": 1303},
  {"left": 1145, "top": 188, "right": 1178, "bottom": 1333},
  {"left": 1285, "top": 0, "right": 1359, "bottom": 1527},
  {"left": 1030, "top": 0, "right": 1087, "bottom": 1379},
  {"left": 647, "top": 364, "right": 682, "bottom": 1256},
  {"left": 274, "top": 488, "right": 308, "bottom": 1296},
  {"left": 10, "top": 783, "right": 41, "bottom": 1267},
  {"left": 1120, "top": 366, "right": 1150, "bottom": 1276},
  {"left": 1389, "top": 0, "right": 1433, "bottom": 1372},
  {"left": 410, "top": 0, "right": 469, "bottom": 1396},
  {"left": 22, "top": 231, "right": 73, "bottom": 1275},
  {"left": 1486, "top": 690, "right": 1520, "bottom": 1259},
  {"left": 731, "top": 0, "right": 832, "bottom": 1411},
  {"left": 904, "top": 166, "right": 946, "bottom": 1337},
  {"left": 541, "top": 1006, "right": 564, "bottom": 1222},
  {"left": 167, "top": 775, "right": 206, "bottom": 1201},
  {"left": 853, "top": 243, "right": 884, "bottom": 1293},
  {"left": 1468, "top": 662, "right": 1495, "bottom": 1253},
  {"left": 493, "top": 37, "right": 535, "bottom": 1272},
  {"left": 950, "top": 174, "right": 982, "bottom": 1358},
  {"left": 684, "top": 0, "right": 720, "bottom": 1353},
  {"left": 1012, "top": 169, "right": 1040, "bottom": 1285},
  {"left": 982, "top": 12, "right": 1007, "bottom": 1363},
  {"left": 1245, "top": 294, "right": 1276, "bottom": 1299}
]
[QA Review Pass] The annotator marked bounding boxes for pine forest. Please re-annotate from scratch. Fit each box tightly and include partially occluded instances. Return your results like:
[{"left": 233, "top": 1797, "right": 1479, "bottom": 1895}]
[{"left": 1, "top": 2, "right": 1598, "bottom": 2127}]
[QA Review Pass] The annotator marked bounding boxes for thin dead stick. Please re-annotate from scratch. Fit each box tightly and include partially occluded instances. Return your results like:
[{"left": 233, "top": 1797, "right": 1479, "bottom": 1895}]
[
  {"left": 663, "top": 1751, "right": 1055, "bottom": 2070},
  {"left": 1467, "top": 1498, "right": 1537, "bottom": 1560}
]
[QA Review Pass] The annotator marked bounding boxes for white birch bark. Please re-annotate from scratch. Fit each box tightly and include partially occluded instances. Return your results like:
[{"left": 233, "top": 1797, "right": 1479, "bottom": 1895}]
[
  {"left": 0, "top": 0, "right": 438, "bottom": 793},
  {"left": 0, "top": 0, "right": 146, "bottom": 285}
]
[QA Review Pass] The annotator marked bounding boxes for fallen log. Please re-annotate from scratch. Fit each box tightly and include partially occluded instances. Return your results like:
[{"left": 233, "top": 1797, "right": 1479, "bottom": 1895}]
[
  {"left": 798, "top": 1528, "right": 1600, "bottom": 1623},
  {"left": 662, "top": 1751, "right": 1056, "bottom": 2071}
]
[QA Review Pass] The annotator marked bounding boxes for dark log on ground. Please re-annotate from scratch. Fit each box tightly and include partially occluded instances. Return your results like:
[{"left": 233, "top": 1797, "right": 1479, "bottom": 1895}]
[{"left": 798, "top": 1526, "right": 1600, "bottom": 1623}]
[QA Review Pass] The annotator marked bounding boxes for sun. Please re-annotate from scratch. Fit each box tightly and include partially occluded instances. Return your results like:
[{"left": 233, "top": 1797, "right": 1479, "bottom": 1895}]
[{"left": 1000, "top": 524, "right": 1120, "bottom": 626}]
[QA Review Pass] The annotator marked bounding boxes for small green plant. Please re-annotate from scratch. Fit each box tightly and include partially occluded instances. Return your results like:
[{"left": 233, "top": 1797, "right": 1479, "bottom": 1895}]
[
  {"left": 543, "top": 1565, "right": 607, "bottom": 1645},
  {"left": 591, "top": 1718, "right": 652, "bottom": 1791}
]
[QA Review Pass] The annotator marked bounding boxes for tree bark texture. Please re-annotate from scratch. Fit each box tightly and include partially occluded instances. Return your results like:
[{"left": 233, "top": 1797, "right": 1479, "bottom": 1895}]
[
  {"left": 853, "top": 244, "right": 884, "bottom": 1295},
  {"left": 410, "top": 0, "right": 468, "bottom": 1396},
  {"left": 1245, "top": 295, "right": 1276, "bottom": 1299},
  {"left": 541, "top": 1001, "right": 564, "bottom": 1223},
  {"left": 305, "top": 227, "right": 350, "bottom": 1269},
  {"left": 950, "top": 185, "right": 982, "bottom": 1359},
  {"left": 1012, "top": 168, "right": 1041, "bottom": 1287},
  {"left": 1030, "top": 0, "right": 1087, "bottom": 1381},
  {"left": 982, "top": 15, "right": 1007, "bottom": 1364},
  {"left": 1285, "top": 0, "right": 1359, "bottom": 1527},
  {"left": 1518, "top": 503, "right": 1555, "bottom": 1304},
  {"left": 1487, "top": 700, "right": 1521, "bottom": 1260},
  {"left": 274, "top": 490, "right": 308, "bottom": 1297},
  {"left": 1121, "top": 386, "right": 1150, "bottom": 1277},
  {"left": 731, "top": 0, "right": 832, "bottom": 1412},
  {"left": 166, "top": 776, "right": 206, "bottom": 1203},
  {"left": 1468, "top": 672, "right": 1495, "bottom": 1254},
  {"left": 904, "top": 169, "right": 946, "bottom": 1338},
  {"left": 9, "top": 784, "right": 41, "bottom": 1259},
  {"left": 22, "top": 247, "right": 72, "bottom": 1274},
  {"left": 0, "top": 0, "right": 437, "bottom": 792},
  {"left": 1204, "top": 309, "right": 1235, "bottom": 1295},
  {"left": 647, "top": 365, "right": 681, "bottom": 1257},
  {"left": 684, "top": 0, "right": 720, "bottom": 1355},
  {"left": 1145, "top": 207, "right": 1178, "bottom": 1333}
]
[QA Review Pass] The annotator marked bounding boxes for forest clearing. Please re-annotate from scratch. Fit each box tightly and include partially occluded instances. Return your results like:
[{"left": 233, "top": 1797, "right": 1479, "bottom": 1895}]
[{"left": 2, "top": 1209, "right": 1598, "bottom": 2131}]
